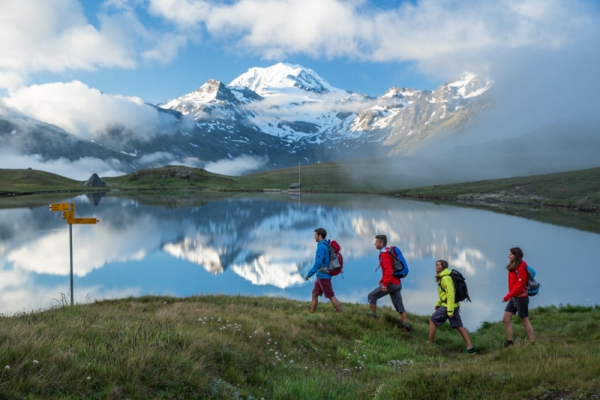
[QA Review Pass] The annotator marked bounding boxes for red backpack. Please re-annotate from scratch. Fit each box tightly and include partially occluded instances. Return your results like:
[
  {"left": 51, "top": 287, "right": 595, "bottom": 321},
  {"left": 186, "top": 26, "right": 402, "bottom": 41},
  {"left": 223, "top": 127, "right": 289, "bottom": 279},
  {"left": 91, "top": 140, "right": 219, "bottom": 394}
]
[{"left": 326, "top": 240, "right": 344, "bottom": 276}]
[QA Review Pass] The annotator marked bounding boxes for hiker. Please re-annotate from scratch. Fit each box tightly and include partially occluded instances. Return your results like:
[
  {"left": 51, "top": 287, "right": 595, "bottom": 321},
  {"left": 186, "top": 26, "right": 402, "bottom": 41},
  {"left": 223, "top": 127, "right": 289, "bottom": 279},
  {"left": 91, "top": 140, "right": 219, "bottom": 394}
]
[
  {"left": 428, "top": 260, "right": 476, "bottom": 354},
  {"left": 368, "top": 235, "right": 410, "bottom": 331},
  {"left": 502, "top": 247, "right": 535, "bottom": 346},
  {"left": 305, "top": 228, "right": 343, "bottom": 313}
]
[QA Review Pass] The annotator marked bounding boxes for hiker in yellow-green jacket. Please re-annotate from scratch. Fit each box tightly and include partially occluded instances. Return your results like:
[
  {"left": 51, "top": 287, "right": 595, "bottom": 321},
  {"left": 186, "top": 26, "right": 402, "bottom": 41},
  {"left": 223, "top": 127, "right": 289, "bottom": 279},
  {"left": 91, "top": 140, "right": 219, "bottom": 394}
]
[{"left": 428, "top": 260, "right": 476, "bottom": 354}]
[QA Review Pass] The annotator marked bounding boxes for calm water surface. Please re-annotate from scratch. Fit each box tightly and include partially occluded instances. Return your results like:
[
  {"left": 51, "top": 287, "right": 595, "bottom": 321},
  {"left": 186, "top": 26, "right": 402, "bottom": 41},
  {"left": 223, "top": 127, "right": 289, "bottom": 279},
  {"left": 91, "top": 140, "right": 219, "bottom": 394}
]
[{"left": 1, "top": 192, "right": 599, "bottom": 330}]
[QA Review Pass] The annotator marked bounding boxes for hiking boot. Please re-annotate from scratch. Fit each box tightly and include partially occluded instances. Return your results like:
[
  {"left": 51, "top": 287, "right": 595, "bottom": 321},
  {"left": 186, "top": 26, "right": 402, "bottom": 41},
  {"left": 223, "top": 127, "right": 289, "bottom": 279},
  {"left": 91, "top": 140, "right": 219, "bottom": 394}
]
[
  {"left": 503, "top": 340, "right": 514, "bottom": 348},
  {"left": 368, "top": 313, "right": 379, "bottom": 319},
  {"left": 402, "top": 323, "right": 411, "bottom": 332},
  {"left": 466, "top": 347, "right": 477, "bottom": 354}
]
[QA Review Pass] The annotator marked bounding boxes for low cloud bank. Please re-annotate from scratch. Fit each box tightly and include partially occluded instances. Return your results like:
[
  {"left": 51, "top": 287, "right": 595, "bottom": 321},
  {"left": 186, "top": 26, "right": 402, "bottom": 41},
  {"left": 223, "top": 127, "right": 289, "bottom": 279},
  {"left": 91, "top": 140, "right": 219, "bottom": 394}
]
[
  {"left": 204, "top": 155, "right": 268, "bottom": 176},
  {"left": 2, "top": 81, "right": 178, "bottom": 140},
  {"left": 0, "top": 153, "right": 126, "bottom": 181}
]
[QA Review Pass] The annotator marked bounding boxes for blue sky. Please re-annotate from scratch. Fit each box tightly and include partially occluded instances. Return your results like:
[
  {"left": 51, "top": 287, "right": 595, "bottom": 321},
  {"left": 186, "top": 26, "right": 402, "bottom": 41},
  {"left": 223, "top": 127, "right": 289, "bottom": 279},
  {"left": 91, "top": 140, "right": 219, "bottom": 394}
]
[
  {"left": 1, "top": 0, "right": 600, "bottom": 179},
  {"left": 2, "top": 0, "right": 599, "bottom": 104}
]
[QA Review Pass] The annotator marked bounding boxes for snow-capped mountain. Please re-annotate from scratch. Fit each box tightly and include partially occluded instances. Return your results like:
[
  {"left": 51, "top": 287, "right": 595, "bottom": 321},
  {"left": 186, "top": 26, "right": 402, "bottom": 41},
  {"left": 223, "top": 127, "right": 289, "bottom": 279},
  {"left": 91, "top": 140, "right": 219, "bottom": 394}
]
[
  {"left": 160, "top": 63, "right": 493, "bottom": 161},
  {"left": 1, "top": 63, "right": 493, "bottom": 173}
]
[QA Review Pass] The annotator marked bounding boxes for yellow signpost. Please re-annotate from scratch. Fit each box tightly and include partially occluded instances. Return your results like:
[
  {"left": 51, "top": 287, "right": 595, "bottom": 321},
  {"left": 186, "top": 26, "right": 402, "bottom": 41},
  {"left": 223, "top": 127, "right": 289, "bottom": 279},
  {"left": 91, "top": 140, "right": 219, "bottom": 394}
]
[
  {"left": 48, "top": 202, "right": 99, "bottom": 305},
  {"left": 69, "top": 218, "right": 99, "bottom": 224},
  {"left": 49, "top": 203, "right": 71, "bottom": 211}
]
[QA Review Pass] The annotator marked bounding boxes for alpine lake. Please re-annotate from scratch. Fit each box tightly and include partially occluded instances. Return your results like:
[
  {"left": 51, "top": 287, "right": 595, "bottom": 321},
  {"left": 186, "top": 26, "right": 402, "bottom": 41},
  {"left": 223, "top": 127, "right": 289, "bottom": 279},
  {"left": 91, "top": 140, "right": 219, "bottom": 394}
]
[{"left": 1, "top": 191, "right": 599, "bottom": 330}]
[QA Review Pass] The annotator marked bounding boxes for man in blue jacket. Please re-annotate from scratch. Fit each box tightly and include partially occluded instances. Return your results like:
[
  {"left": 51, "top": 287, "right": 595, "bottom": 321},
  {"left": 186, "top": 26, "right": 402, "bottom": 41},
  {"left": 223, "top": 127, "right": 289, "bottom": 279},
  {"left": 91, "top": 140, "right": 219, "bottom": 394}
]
[{"left": 305, "top": 228, "right": 343, "bottom": 313}]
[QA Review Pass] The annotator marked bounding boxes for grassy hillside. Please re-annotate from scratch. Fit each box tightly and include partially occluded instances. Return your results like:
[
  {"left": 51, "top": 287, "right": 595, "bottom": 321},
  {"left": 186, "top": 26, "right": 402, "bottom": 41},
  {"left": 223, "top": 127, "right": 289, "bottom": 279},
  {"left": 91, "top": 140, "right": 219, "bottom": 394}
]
[
  {"left": 0, "top": 168, "right": 83, "bottom": 194},
  {"left": 102, "top": 165, "right": 238, "bottom": 190},
  {"left": 396, "top": 167, "right": 600, "bottom": 210},
  {"left": 0, "top": 296, "right": 598, "bottom": 399}
]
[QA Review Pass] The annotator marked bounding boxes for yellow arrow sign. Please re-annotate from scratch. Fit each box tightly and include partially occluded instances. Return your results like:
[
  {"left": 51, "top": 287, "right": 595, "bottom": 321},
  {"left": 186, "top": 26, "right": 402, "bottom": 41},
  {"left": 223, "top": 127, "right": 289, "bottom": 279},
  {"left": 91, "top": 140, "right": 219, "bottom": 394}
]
[
  {"left": 62, "top": 210, "right": 74, "bottom": 220},
  {"left": 68, "top": 218, "right": 99, "bottom": 225},
  {"left": 49, "top": 203, "right": 71, "bottom": 211}
]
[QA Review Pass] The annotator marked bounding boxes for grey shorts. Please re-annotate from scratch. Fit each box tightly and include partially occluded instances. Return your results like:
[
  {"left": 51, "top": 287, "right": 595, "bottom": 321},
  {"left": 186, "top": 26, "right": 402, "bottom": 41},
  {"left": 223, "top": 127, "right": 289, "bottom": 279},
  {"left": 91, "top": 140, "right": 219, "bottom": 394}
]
[
  {"left": 430, "top": 306, "right": 463, "bottom": 328},
  {"left": 505, "top": 297, "right": 529, "bottom": 319},
  {"left": 367, "top": 283, "right": 405, "bottom": 314}
]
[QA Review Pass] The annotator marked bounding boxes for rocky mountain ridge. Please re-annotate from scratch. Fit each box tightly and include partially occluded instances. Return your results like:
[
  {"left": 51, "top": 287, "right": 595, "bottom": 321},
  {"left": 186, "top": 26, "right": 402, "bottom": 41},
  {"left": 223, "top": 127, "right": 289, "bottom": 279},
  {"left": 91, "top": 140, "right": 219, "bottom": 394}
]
[{"left": 1, "top": 63, "right": 492, "bottom": 174}]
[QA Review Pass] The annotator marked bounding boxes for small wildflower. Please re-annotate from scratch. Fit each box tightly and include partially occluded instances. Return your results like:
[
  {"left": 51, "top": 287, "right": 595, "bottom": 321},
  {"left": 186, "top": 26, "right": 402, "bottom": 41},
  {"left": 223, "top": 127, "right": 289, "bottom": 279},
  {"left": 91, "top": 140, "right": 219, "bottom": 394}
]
[
  {"left": 33, "top": 360, "right": 39, "bottom": 364},
  {"left": 4, "top": 366, "right": 9, "bottom": 370},
  {"left": 163, "top": 302, "right": 167, "bottom": 304},
  {"left": 87, "top": 376, "right": 91, "bottom": 380},
  {"left": 290, "top": 360, "right": 294, "bottom": 364},
  {"left": 249, "top": 336, "right": 252, "bottom": 338},
  {"left": 267, "top": 332, "right": 270, "bottom": 336}
]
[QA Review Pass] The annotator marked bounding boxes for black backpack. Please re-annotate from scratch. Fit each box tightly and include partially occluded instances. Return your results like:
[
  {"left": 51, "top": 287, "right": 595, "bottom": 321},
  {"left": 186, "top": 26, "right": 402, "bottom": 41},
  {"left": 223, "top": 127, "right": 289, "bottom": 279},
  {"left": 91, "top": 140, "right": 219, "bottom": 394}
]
[{"left": 439, "top": 269, "right": 471, "bottom": 302}]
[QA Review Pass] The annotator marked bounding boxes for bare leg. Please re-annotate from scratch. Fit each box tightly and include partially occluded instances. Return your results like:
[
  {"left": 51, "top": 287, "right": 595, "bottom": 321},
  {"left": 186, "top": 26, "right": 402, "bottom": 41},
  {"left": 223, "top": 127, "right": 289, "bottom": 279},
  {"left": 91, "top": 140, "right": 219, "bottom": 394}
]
[
  {"left": 369, "top": 303, "right": 377, "bottom": 315},
  {"left": 503, "top": 311, "right": 514, "bottom": 341},
  {"left": 456, "top": 327, "right": 473, "bottom": 349},
  {"left": 521, "top": 317, "right": 535, "bottom": 343},
  {"left": 310, "top": 294, "right": 318, "bottom": 313},
  {"left": 399, "top": 312, "right": 408, "bottom": 324},
  {"left": 329, "top": 296, "right": 343, "bottom": 313},
  {"left": 428, "top": 319, "right": 437, "bottom": 344}
]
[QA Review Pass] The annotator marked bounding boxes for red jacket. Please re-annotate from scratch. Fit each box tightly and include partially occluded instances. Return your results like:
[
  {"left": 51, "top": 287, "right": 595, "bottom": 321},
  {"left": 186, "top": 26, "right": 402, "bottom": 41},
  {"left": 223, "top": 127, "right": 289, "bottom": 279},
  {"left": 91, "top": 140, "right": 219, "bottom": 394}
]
[
  {"left": 503, "top": 261, "right": 528, "bottom": 301},
  {"left": 379, "top": 249, "right": 400, "bottom": 287}
]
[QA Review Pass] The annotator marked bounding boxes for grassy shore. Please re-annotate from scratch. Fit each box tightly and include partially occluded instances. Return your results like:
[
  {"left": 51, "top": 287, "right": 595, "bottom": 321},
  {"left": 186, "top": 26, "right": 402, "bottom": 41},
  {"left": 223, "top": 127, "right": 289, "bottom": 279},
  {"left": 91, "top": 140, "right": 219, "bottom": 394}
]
[
  {"left": 395, "top": 167, "right": 600, "bottom": 210},
  {"left": 2, "top": 165, "right": 600, "bottom": 232},
  {"left": 0, "top": 296, "right": 598, "bottom": 399}
]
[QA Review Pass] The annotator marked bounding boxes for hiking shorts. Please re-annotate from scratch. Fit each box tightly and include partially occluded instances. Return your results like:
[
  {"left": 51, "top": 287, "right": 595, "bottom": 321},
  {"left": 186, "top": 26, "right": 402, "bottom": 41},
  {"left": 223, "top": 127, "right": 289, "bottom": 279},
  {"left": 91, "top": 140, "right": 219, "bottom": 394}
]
[
  {"left": 367, "top": 283, "right": 405, "bottom": 314},
  {"left": 505, "top": 297, "right": 529, "bottom": 319},
  {"left": 312, "top": 278, "right": 335, "bottom": 299},
  {"left": 430, "top": 306, "right": 463, "bottom": 328}
]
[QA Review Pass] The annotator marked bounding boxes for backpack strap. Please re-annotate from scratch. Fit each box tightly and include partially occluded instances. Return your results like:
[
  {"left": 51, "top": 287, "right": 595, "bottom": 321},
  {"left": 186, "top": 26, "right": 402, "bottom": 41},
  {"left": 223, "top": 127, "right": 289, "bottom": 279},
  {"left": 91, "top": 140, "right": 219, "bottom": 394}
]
[{"left": 438, "top": 275, "right": 452, "bottom": 293}]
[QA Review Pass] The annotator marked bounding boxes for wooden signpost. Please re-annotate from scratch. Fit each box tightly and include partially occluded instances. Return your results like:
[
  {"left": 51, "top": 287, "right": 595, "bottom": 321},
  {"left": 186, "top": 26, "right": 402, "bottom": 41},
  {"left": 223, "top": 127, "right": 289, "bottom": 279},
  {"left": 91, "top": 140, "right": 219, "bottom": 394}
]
[{"left": 48, "top": 203, "right": 99, "bottom": 306}]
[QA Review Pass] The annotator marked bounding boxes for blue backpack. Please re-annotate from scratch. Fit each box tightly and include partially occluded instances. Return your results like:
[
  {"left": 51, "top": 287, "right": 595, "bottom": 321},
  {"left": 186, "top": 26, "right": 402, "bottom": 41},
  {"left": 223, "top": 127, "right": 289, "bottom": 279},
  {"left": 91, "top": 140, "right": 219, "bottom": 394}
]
[
  {"left": 517, "top": 266, "right": 541, "bottom": 296},
  {"left": 387, "top": 246, "right": 409, "bottom": 278}
]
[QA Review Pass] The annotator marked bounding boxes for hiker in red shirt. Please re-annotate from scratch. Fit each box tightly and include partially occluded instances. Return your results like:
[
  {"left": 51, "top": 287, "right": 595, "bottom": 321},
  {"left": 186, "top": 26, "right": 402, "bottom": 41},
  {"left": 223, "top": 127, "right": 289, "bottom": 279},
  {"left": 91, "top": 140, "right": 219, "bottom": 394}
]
[
  {"left": 502, "top": 247, "right": 535, "bottom": 347},
  {"left": 367, "top": 234, "right": 410, "bottom": 332}
]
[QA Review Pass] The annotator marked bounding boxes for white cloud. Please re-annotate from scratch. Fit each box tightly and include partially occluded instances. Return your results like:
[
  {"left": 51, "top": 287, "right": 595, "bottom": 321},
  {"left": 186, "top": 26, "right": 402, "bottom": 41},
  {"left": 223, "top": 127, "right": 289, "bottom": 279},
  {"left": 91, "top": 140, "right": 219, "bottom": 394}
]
[
  {"left": 204, "top": 155, "right": 268, "bottom": 176},
  {"left": 0, "top": 0, "right": 187, "bottom": 90},
  {"left": 0, "top": 153, "right": 126, "bottom": 180},
  {"left": 149, "top": 0, "right": 598, "bottom": 72},
  {"left": 2, "top": 81, "right": 177, "bottom": 139}
]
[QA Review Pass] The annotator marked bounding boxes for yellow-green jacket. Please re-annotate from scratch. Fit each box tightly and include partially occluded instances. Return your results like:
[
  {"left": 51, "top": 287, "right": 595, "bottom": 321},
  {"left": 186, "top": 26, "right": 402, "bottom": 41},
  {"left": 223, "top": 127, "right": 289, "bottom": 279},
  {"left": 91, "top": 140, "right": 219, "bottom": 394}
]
[{"left": 436, "top": 269, "right": 459, "bottom": 315}]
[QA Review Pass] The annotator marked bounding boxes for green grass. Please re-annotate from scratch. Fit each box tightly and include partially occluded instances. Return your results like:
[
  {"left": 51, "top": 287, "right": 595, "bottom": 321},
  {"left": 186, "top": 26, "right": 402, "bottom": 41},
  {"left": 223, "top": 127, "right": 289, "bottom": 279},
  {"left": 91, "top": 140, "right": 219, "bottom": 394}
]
[
  {"left": 1, "top": 297, "right": 598, "bottom": 399},
  {"left": 0, "top": 168, "right": 83, "bottom": 194},
  {"left": 397, "top": 167, "right": 600, "bottom": 210},
  {"left": 102, "top": 165, "right": 239, "bottom": 191}
]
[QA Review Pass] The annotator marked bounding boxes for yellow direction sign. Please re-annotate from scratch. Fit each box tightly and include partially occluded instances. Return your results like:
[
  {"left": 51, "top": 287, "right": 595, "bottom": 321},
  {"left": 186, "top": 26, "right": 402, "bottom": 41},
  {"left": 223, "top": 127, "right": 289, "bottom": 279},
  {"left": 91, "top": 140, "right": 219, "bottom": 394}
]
[
  {"left": 68, "top": 218, "right": 99, "bottom": 225},
  {"left": 49, "top": 203, "right": 71, "bottom": 211},
  {"left": 62, "top": 210, "right": 74, "bottom": 220}
]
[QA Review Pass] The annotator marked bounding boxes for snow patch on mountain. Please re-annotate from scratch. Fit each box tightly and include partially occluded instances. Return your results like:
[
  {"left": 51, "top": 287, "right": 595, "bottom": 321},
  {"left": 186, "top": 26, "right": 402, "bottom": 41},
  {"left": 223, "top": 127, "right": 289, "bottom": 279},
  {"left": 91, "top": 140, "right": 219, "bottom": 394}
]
[{"left": 229, "top": 62, "right": 345, "bottom": 97}]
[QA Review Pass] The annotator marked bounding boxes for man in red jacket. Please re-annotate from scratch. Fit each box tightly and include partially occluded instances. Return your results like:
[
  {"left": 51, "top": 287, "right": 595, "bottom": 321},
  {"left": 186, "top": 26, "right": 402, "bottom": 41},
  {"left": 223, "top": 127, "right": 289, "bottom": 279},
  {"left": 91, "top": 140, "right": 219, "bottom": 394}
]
[{"left": 368, "top": 234, "right": 411, "bottom": 332}]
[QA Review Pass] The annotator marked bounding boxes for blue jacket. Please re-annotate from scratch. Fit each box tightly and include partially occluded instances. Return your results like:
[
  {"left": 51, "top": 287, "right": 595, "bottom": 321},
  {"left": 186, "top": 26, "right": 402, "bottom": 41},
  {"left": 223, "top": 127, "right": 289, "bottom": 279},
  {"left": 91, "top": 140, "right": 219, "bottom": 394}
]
[{"left": 306, "top": 240, "right": 331, "bottom": 280}]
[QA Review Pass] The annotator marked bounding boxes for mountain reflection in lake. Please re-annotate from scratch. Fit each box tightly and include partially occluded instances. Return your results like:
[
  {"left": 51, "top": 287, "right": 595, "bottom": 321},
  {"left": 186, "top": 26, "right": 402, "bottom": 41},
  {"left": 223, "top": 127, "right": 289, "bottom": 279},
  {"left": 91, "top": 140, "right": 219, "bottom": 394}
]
[{"left": 1, "top": 193, "right": 599, "bottom": 330}]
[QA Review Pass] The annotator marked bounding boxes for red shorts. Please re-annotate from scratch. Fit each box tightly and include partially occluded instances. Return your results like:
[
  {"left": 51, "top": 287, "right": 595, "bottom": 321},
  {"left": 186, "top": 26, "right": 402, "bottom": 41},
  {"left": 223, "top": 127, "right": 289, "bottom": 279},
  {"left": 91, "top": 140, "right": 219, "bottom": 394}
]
[{"left": 312, "top": 278, "right": 335, "bottom": 298}]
